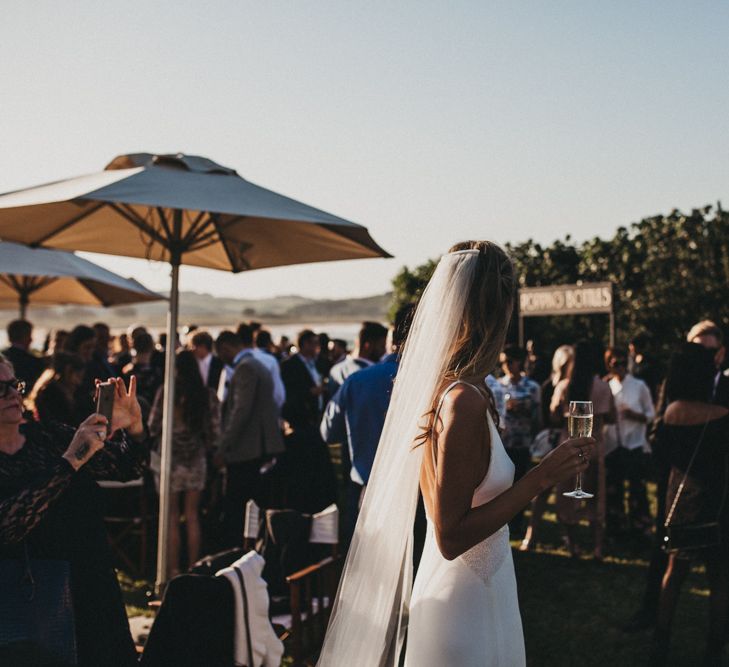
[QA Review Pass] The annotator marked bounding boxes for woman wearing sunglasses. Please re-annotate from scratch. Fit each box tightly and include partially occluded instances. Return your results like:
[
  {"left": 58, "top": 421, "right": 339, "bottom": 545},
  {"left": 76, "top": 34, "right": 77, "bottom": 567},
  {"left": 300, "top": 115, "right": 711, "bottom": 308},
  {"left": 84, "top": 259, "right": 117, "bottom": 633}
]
[{"left": 0, "top": 353, "right": 147, "bottom": 667}]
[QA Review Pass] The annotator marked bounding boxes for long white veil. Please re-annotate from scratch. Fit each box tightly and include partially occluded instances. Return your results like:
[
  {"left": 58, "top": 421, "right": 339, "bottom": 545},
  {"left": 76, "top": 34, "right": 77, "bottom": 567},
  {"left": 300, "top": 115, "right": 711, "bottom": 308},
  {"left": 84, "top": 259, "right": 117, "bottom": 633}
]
[{"left": 318, "top": 249, "right": 480, "bottom": 666}]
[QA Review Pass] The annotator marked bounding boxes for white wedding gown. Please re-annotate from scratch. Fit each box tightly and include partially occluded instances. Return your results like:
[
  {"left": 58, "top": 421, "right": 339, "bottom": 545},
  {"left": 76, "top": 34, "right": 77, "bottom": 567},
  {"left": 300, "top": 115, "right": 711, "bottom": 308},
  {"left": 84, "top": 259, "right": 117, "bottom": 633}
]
[{"left": 405, "top": 382, "right": 526, "bottom": 667}]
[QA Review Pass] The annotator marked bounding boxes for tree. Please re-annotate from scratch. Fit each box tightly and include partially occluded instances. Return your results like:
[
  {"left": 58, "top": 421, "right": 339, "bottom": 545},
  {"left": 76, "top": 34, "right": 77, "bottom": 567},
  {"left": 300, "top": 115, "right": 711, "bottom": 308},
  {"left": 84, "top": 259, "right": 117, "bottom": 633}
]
[{"left": 390, "top": 204, "right": 729, "bottom": 363}]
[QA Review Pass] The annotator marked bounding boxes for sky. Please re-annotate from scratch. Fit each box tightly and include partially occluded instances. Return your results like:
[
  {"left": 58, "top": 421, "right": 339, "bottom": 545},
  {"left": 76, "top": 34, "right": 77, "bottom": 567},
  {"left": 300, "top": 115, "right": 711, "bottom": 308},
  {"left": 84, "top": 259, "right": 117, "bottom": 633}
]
[{"left": 2, "top": 1, "right": 728, "bottom": 300}]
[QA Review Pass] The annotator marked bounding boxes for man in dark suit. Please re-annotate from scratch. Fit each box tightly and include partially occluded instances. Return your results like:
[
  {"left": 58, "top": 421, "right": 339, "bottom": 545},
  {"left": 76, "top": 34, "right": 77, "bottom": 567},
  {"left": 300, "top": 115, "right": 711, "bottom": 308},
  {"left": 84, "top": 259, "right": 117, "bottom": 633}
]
[
  {"left": 280, "top": 329, "right": 337, "bottom": 513},
  {"left": 281, "top": 329, "right": 325, "bottom": 434},
  {"left": 191, "top": 330, "right": 224, "bottom": 390},
  {"left": 2, "top": 319, "right": 45, "bottom": 390},
  {"left": 214, "top": 330, "right": 284, "bottom": 548}
]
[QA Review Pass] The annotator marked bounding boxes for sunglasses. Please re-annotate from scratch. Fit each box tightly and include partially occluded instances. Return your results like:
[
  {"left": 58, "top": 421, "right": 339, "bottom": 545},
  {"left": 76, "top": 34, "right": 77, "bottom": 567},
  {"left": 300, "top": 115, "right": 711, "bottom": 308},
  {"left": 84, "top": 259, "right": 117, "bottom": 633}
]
[{"left": 0, "top": 378, "right": 26, "bottom": 399}]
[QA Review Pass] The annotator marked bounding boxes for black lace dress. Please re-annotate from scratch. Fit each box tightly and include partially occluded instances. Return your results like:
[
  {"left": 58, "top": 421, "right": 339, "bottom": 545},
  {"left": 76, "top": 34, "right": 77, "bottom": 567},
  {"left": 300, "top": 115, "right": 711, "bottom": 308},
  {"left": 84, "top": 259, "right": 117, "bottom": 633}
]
[{"left": 0, "top": 420, "right": 148, "bottom": 666}]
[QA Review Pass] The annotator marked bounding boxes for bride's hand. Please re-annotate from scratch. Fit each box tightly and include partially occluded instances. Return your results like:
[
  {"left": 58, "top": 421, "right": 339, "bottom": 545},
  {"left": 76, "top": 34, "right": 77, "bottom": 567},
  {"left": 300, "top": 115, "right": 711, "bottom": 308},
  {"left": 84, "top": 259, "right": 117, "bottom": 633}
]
[{"left": 535, "top": 436, "right": 596, "bottom": 490}]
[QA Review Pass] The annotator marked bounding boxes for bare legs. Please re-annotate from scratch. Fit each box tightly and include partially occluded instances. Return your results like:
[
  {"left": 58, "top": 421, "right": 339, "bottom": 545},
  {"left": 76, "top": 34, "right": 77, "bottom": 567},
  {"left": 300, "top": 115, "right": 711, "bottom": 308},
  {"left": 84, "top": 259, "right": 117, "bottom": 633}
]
[
  {"left": 652, "top": 552, "right": 728, "bottom": 666},
  {"left": 184, "top": 490, "right": 202, "bottom": 566},
  {"left": 166, "top": 490, "right": 202, "bottom": 578},
  {"left": 520, "top": 488, "right": 551, "bottom": 551}
]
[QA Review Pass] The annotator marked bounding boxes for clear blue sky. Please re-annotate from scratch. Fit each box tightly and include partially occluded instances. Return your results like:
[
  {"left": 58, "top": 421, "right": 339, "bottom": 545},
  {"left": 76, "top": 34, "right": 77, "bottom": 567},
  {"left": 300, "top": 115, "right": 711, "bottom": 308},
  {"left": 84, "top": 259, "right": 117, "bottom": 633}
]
[{"left": 2, "top": 1, "right": 728, "bottom": 299}]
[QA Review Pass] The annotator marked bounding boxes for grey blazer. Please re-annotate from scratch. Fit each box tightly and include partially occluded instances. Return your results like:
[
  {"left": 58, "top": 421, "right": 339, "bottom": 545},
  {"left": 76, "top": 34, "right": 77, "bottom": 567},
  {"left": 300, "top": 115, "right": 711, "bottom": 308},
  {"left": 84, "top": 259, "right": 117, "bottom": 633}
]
[{"left": 218, "top": 354, "right": 284, "bottom": 463}]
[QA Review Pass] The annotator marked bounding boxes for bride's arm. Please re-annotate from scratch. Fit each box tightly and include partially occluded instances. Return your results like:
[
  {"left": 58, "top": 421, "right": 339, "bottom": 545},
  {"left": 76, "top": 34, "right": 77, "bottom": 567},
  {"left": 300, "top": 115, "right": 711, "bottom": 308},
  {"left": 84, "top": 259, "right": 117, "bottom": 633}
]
[{"left": 426, "top": 386, "right": 594, "bottom": 561}]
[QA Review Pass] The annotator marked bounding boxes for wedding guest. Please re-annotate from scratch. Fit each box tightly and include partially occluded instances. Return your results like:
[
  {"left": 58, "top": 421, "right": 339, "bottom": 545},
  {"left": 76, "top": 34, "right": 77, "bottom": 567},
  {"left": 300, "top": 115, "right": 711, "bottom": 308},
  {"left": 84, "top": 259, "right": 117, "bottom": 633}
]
[
  {"left": 149, "top": 350, "right": 220, "bottom": 577},
  {"left": 687, "top": 320, "right": 728, "bottom": 406},
  {"left": 27, "top": 352, "right": 86, "bottom": 426},
  {"left": 122, "top": 332, "right": 163, "bottom": 418},
  {"left": 629, "top": 332, "right": 662, "bottom": 403},
  {"left": 499, "top": 344, "right": 541, "bottom": 535},
  {"left": 552, "top": 340, "right": 614, "bottom": 559},
  {"left": 44, "top": 328, "right": 69, "bottom": 359},
  {"left": 328, "top": 322, "right": 388, "bottom": 395},
  {"left": 281, "top": 330, "right": 337, "bottom": 513},
  {"left": 113, "top": 332, "right": 132, "bottom": 368},
  {"left": 90, "top": 322, "right": 118, "bottom": 378},
  {"left": 190, "top": 330, "right": 224, "bottom": 390},
  {"left": 237, "top": 323, "right": 285, "bottom": 413},
  {"left": 603, "top": 347, "right": 655, "bottom": 535},
  {"left": 317, "top": 332, "right": 333, "bottom": 377},
  {"left": 626, "top": 320, "right": 729, "bottom": 633},
  {"left": 0, "top": 359, "right": 146, "bottom": 667},
  {"left": 214, "top": 331, "right": 284, "bottom": 547},
  {"left": 254, "top": 329, "right": 277, "bottom": 357},
  {"left": 328, "top": 339, "right": 348, "bottom": 367},
  {"left": 650, "top": 344, "right": 729, "bottom": 666},
  {"left": 2, "top": 319, "right": 45, "bottom": 390},
  {"left": 520, "top": 344, "right": 574, "bottom": 551},
  {"left": 321, "top": 306, "right": 414, "bottom": 541},
  {"left": 525, "top": 339, "right": 551, "bottom": 386},
  {"left": 63, "top": 325, "right": 98, "bottom": 424}
]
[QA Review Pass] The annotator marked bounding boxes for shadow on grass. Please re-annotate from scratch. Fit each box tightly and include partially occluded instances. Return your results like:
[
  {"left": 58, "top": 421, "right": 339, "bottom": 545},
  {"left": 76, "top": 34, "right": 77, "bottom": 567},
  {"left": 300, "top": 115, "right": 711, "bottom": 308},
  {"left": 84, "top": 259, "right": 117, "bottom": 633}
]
[{"left": 513, "top": 514, "right": 712, "bottom": 666}]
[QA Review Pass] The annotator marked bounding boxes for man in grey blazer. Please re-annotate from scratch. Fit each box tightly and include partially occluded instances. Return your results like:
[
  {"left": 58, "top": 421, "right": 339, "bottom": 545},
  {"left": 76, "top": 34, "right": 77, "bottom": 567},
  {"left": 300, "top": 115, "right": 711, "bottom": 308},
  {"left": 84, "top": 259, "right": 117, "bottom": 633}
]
[{"left": 215, "top": 330, "right": 284, "bottom": 548}]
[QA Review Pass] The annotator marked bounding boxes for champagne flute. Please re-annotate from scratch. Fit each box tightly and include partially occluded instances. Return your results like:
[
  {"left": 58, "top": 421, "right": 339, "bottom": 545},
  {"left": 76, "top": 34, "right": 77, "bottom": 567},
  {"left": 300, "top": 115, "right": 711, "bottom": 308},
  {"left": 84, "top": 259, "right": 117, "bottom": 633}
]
[{"left": 562, "top": 400, "right": 594, "bottom": 499}]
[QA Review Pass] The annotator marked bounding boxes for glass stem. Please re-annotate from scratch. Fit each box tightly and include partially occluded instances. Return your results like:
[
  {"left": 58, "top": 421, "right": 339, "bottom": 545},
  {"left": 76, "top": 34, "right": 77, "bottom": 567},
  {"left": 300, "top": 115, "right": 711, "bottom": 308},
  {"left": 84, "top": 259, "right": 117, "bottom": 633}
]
[{"left": 575, "top": 473, "right": 583, "bottom": 493}]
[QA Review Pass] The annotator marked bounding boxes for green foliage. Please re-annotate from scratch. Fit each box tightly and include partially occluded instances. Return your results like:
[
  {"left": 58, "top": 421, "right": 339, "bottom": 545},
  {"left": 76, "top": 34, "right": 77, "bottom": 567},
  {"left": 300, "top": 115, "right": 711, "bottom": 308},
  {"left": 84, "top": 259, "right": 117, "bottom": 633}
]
[
  {"left": 390, "top": 204, "right": 729, "bottom": 360},
  {"left": 388, "top": 258, "right": 438, "bottom": 322}
]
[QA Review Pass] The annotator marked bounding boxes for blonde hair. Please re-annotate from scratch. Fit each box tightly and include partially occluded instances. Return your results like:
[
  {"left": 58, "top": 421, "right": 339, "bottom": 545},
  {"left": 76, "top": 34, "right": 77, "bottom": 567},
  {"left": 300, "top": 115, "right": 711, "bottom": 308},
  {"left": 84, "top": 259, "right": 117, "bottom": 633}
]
[
  {"left": 686, "top": 320, "right": 723, "bottom": 345},
  {"left": 414, "top": 240, "right": 516, "bottom": 444},
  {"left": 551, "top": 344, "right": 574, "bottom": 386}
]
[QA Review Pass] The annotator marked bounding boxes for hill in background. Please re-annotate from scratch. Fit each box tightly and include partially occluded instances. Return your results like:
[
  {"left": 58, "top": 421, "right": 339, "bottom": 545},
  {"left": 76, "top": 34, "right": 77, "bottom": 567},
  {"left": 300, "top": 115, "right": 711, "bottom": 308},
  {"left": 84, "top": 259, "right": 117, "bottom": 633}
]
[{"left": 0, "top": 291, "right": 392, "bottom": 331}]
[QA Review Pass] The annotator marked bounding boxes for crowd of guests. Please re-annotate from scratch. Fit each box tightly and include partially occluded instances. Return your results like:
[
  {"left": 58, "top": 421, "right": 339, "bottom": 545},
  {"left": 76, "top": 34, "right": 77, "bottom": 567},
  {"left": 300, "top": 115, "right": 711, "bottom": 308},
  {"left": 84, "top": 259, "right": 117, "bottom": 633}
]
[{"left": 2, "top": 313, "right": 728, "bottom": 664}]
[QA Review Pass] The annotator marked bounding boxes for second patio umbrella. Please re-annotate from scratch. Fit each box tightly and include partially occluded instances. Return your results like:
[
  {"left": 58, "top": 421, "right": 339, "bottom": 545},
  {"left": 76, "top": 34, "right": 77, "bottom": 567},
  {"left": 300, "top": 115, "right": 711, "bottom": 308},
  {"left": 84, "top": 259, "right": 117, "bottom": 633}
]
[
  {"left": 0, "top": 241, "right": 162, "bottom": 317},
  {"left": 0, "top": 152, "right": 391, "bottom": 590}
]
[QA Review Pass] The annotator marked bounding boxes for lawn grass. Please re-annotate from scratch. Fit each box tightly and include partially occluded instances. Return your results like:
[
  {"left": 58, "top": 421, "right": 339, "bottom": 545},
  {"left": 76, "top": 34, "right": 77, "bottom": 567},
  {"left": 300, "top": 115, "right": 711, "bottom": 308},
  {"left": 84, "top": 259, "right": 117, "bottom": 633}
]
[{"left": 512, "top": 501, "right": 712, "bottom": 667}]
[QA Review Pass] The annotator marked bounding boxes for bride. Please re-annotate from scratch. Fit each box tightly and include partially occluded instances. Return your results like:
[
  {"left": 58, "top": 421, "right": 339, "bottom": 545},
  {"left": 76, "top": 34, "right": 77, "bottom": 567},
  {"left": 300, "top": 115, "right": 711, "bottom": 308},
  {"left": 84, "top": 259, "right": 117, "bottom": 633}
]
[{"left": 318, "top": 241, "right": 595, "bottom": 666}]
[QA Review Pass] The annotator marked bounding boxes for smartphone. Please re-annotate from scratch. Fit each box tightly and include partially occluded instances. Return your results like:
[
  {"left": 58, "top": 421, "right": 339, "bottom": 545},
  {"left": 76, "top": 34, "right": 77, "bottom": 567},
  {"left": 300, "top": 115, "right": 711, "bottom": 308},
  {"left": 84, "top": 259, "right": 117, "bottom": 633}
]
[{"left": 96, "top": 381, "right": 115, "bottom": 437}]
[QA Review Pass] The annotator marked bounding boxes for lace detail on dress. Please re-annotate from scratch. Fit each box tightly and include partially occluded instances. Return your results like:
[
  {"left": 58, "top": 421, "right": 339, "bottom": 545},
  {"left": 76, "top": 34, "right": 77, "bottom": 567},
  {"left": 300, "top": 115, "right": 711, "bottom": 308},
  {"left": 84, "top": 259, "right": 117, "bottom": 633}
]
[{"left": 459, "top": 524, "right": 510, "bottom": 583}]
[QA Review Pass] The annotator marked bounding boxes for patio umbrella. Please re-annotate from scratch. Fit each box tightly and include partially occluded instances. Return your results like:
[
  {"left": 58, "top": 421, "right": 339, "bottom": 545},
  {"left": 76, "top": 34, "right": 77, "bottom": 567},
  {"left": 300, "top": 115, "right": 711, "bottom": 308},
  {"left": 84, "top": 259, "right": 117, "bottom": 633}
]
[
  {"left": 0, "top": 241, "right": 162, "bottom": 317},
  {"left": 0, "top": 152, "right": 391, "bottom": 591}
]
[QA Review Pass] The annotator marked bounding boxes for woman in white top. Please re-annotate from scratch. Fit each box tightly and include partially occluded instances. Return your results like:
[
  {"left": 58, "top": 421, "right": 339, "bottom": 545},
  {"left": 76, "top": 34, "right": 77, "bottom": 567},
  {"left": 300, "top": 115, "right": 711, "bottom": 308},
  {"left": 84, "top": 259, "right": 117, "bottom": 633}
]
[
  {"left": 318, "top": 241, "right": 595, "bottom": 666},
  {"left": 603, "top": 347, "right": 655, "bottom": 533}
]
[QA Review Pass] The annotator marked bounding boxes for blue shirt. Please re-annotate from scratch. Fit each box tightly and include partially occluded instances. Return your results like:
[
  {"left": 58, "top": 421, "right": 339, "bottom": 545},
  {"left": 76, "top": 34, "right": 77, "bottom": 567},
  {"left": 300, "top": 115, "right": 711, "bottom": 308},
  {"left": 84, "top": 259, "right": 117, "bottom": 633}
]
[{"left": 320, "top": 353, "right": 398, "bottom": 485}]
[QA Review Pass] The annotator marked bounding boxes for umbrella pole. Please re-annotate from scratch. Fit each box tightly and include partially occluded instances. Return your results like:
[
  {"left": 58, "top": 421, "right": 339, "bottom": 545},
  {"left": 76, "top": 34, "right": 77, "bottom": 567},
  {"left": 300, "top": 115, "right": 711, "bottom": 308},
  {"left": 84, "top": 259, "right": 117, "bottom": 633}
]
[{"left": 155, "top": 254, "right": 180, "bottom": 595}]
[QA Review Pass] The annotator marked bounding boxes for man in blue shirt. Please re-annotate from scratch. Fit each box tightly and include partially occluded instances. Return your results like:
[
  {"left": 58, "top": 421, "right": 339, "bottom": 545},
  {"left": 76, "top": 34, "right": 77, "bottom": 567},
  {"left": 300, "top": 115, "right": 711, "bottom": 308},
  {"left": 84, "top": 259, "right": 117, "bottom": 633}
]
[{"left": 321, "top": 306, "right": 413, "bottom": 543}]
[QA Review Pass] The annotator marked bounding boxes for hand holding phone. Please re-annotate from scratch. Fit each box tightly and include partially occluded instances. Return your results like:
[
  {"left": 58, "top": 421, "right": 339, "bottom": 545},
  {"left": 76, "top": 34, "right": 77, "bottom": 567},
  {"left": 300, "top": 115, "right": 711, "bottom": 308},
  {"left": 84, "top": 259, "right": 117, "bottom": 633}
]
[{"left": 95, "top": 381, "right": 115, "bottom": 440}]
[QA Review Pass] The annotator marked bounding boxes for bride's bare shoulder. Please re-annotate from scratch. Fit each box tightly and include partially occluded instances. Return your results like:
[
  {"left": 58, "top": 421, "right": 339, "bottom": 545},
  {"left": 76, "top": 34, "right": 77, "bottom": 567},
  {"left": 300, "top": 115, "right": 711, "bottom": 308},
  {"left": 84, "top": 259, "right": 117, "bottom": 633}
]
[{"left": 437, "top": 383, "right": 490, "bottom": 433}]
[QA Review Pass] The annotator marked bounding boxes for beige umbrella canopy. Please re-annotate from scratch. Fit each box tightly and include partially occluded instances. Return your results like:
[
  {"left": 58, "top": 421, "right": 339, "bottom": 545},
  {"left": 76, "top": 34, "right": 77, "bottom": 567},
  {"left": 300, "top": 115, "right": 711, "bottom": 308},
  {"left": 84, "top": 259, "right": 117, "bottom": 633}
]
[
  {"left": 0, "top": 152, "right": 391, "bottom": 591},
  {"left": 0, "top": 241, "right": 162, "bottom": 318}
]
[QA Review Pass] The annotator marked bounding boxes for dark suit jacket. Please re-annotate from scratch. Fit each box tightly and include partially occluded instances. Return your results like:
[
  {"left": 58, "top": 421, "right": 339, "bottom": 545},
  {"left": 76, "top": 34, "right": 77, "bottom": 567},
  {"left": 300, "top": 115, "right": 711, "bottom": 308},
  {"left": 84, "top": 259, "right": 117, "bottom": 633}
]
[
  {"left": 206, "top": 355, "right": 224, "bottom": 391},
  {"left": 2, "top": 346, "right": 46, "bottom": 390},
  {"left": 218, "top": 353, "right": 284, "bottom": 463},
  {"left": 281, "top": 354, "right": 321, "bottom": 432}
]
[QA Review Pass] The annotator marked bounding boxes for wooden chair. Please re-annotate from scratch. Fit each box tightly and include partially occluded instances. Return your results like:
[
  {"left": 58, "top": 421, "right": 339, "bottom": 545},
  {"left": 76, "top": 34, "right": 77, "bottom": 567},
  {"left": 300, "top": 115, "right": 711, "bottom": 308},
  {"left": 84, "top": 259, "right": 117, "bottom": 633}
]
[
  {"left": 282, "top": 554, "right": 343, "bottom": 666},
  {"left": 244, "top": 501, "right": 343, "bottom": 666},
  {"left": 99, "top": 476, "right": 155, "bottom": 576}
]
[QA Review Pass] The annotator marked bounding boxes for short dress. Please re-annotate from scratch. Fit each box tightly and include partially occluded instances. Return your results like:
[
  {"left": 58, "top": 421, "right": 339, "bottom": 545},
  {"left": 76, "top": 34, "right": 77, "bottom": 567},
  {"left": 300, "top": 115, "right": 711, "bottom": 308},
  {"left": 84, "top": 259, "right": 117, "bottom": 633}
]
[{"left": 149, "top": 388, "right": 220, "bottom": 493}]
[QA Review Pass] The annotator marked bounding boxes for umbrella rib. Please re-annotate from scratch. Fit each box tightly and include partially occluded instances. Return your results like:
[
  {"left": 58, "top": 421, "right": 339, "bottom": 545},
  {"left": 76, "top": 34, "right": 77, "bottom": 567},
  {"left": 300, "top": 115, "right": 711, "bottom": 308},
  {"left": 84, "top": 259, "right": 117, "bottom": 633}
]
[
  {"left": 155, "top": 207, "right": 174, "bottom": 244},
  {"left": 32, "top": 201, "right": 107, "bottom": 246},
  {"left": 182, "top": 211, "right": 210, "bottom": 245},
  {"left": 209, "top": 214, "right": 249, "bottom": 272},
  {"left": 110, "top": 203, "right": 169, "bottom": 247}
]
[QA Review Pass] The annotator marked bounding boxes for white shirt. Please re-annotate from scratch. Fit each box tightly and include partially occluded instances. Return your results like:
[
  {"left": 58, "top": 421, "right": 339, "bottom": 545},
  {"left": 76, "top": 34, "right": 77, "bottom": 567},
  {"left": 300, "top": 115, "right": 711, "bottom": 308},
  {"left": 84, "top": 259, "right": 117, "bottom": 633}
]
[
  {"left": 604, "top": 374, "right": 655, "bottom": 455},
  {"left": 197, "top": 352, "right": 212, "bottom": 385}
]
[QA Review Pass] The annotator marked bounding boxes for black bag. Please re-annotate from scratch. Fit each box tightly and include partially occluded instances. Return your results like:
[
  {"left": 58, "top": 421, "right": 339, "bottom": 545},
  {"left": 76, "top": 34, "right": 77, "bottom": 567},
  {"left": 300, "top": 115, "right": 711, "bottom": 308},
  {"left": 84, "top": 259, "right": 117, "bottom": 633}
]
[
  {"left": 0, "top": 545, "right": 77, "bottom": 666},
  {"left": 663, "top": 419, "right": 728, "bottom": 554}
]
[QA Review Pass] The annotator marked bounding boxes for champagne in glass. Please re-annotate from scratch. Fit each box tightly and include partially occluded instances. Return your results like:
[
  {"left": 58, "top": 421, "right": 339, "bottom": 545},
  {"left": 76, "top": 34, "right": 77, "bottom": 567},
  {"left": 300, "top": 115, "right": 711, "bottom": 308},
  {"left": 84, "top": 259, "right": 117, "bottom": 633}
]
[{"left": 563, "top": 400, "right": 594, "bottom": 499}]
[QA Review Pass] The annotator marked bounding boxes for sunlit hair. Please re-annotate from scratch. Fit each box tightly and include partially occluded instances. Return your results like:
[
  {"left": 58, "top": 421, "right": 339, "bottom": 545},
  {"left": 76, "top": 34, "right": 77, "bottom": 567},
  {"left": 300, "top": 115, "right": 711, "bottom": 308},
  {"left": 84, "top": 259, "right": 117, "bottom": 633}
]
[
  {"left": 414, "top": 240, "right": 516, "bottom": 445},
  {"left": 551, "top": 344, "right": 574, "bottom": 386}
]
